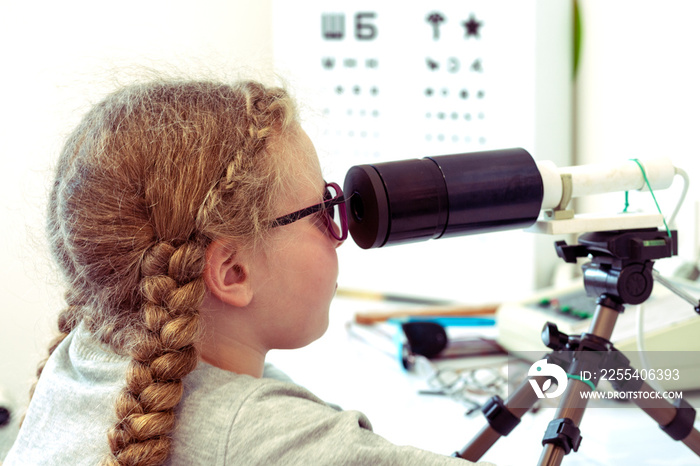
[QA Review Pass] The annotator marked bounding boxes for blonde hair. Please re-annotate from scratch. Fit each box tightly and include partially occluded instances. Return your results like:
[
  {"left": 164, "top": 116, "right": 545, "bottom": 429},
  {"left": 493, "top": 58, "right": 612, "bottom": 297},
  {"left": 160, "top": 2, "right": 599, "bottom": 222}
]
[{"left": 39, "top": 78, "right": 298, "bottom": 465}]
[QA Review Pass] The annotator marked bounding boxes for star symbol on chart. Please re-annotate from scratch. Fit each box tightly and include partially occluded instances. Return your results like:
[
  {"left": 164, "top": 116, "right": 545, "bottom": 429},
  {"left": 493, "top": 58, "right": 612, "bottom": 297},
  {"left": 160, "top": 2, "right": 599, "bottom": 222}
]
[{"left": 462, "top": 14, "right": 483, "bottom": 39}]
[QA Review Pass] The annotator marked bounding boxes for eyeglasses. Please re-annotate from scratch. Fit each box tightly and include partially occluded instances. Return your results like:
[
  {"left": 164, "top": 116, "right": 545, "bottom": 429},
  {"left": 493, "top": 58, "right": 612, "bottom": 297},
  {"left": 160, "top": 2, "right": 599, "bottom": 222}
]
[{"left": 272, "top": 181, "right": 348, "bottom": 241}]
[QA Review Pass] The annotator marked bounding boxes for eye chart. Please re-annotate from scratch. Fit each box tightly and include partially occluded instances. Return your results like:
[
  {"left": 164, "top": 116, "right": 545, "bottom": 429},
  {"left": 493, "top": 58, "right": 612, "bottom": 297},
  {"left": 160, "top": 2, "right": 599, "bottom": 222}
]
[{"left": 273, "top": 1, "right": 572, "bottom": 302}]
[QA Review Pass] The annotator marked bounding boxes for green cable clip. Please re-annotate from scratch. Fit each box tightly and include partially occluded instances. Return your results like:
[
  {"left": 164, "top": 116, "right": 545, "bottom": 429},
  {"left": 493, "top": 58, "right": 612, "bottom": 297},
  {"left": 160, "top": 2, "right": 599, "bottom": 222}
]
[{"left": 624, "top": 159, "right": 672, "bottom": 238}]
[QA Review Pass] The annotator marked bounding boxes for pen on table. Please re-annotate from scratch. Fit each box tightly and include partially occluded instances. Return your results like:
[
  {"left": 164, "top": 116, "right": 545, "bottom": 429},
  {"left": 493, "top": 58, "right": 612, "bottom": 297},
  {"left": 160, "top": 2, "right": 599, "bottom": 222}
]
[
  {"left": 353, "top": 304, "right": 499, "bottom": 325},
  {"left": 389, "top": 316, "right": 496, "bottom": 327},
  {"left": 336, "top": 288, "right": 456, "bottom": 306},
  {"left": 335, "top": 288, "right": 498, "bottom": 324}
]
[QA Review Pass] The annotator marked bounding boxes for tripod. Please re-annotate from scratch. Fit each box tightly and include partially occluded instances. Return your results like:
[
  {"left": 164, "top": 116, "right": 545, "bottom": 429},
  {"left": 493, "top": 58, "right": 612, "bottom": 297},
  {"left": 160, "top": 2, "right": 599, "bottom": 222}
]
[{"left": 453, "top": 228, "right": 700, "bottom": 465}]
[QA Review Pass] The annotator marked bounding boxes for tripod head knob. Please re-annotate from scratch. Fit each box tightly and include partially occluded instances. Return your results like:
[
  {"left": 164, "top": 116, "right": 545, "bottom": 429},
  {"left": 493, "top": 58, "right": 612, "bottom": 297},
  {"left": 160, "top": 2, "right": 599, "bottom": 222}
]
[
  {"left": 583, "top": 260, "right": 655, "bottom": 305},
  {"left": 556, "top": 228, "right": 677, "bottom": 306},
  {"left": 541, "top": 322, "right": 570, "bottom": 351}
]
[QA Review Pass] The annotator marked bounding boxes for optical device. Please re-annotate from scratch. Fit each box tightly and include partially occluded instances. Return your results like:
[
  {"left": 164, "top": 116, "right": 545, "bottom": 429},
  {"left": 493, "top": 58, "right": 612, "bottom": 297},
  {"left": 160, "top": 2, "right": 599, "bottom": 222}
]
[{"left": 343, "top": 148, "right": 681, "bottom": 249}]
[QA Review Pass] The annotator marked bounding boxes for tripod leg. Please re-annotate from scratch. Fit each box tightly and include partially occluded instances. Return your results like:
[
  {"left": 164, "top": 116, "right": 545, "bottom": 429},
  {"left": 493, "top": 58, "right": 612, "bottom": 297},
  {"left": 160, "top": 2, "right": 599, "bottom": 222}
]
[
  {"left": 631, "top": 381, "right": 700, "bottom": 454},
  {"left": 537, "top": 378, "right": 592, "bottom": 466},
  {"left": 538, "top": 351, "right": 700, "bottom": 464},
  {"left": 454, "top": 375, "right": 549, "bottom": 460},
  {"left": 604, "top": 358, "right": 700, "bottom": 456},
  {"left": 536, "top": 300, "right": 622, "bottom": 465}
]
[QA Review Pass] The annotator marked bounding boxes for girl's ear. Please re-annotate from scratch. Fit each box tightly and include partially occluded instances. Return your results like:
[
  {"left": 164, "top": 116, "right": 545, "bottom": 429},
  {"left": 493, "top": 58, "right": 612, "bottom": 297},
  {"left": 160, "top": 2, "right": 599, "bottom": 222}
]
[{"left": 203, "top": 240, "right": 254, "bottom": 308}]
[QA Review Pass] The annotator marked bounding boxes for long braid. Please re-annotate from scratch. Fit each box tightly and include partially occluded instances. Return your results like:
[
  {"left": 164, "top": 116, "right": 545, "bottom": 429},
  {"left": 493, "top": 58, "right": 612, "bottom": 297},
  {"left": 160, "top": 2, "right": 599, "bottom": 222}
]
[{"left": 106, "top": 242, "right": 205, "bottom": 465}]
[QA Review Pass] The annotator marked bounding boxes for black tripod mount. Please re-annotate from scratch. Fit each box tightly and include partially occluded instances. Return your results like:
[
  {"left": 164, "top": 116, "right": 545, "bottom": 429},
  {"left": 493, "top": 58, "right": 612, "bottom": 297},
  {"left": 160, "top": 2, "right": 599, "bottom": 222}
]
[{"left": 453, "top": 228, "right": 700, "bottom": 465}]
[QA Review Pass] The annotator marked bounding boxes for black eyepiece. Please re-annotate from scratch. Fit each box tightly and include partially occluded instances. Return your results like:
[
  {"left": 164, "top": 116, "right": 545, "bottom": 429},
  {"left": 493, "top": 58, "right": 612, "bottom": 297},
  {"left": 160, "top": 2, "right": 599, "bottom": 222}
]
[{"left": 343, "top": 148, "right": 544, "bottom": 249}]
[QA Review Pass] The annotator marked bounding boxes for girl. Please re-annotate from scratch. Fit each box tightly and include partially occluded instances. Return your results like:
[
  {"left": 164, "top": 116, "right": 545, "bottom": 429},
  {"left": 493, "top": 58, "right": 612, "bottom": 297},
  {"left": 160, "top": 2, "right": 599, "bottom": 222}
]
[{"left": 5, "top": 79, "right": 492, "bottom": 465}]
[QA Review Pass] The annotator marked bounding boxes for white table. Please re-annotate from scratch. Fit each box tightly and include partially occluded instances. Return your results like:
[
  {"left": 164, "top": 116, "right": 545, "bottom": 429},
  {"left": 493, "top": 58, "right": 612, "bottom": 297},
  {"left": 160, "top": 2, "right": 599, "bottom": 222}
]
[{"left": 267, "top": 296, "right": 700, "bottom": 466}]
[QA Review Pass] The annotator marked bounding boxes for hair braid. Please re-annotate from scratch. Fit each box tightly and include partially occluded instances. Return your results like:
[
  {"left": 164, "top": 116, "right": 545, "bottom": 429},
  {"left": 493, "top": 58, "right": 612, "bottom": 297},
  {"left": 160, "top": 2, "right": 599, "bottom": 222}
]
[{"left": 106, "top": 242, "right": 205, "bottom": 465}]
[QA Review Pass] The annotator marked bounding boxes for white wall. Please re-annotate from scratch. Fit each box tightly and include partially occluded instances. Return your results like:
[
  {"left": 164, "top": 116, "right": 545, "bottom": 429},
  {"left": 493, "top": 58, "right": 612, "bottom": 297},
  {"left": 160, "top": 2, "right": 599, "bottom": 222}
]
[
  {"left": 0, "top": 0, "right": 273, "bottom": 446},
  {"left": 575, "top": 0, "right": 700, "bottom": 267}
]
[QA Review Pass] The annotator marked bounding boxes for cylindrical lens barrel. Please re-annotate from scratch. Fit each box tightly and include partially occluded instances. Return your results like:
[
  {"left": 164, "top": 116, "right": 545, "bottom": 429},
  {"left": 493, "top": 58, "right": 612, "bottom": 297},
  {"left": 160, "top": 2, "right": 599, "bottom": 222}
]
[{"left": 343, "top": 148, "right": 544, "bottom": 249}]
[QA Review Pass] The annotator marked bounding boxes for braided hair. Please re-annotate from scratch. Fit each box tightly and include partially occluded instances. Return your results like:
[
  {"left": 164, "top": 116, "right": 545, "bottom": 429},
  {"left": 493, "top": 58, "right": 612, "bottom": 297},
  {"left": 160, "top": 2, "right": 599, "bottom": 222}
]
[{"left": 40, "top": 79, "right": 297, "bottom": 465}]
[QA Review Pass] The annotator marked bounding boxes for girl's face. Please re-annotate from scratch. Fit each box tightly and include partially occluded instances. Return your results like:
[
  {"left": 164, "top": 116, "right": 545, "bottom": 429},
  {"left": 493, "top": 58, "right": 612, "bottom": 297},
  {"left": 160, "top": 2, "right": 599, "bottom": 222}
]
[{"left": 247, "top": 126, "right": 344, "bottom": 350}]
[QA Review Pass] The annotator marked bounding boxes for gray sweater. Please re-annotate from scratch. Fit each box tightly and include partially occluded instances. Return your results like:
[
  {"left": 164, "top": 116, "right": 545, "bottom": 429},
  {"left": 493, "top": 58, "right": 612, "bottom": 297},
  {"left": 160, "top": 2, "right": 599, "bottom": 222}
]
[{"left": 4, "top": 323, "right": 493, "bottom": 465}]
